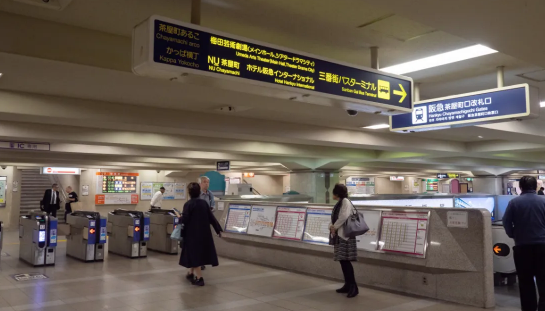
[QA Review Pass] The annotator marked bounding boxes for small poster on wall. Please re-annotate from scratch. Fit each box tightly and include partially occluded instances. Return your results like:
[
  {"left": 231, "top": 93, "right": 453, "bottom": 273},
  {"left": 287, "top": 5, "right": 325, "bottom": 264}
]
[
  {"left": 82, "top": 185, "right": 89, "bottom": 196},
  {"left": 140, "top": 182, "right": 186, "bottom": 200}
]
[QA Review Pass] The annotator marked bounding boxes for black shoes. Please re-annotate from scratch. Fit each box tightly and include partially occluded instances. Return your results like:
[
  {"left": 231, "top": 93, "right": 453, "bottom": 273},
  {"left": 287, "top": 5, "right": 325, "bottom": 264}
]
[
  {"left": 336, "top": 284, "right": 350, "bottom": 293},
  {"left": 186, "top": 273, "right": 194, "bottom": 282},
  {"left": 346, "top": 284, "right": 359, "bottom": 298},
  {"left": 192, "top": 277, "right": 205, "bottom": 286},
  {"left": 201, "top": 265, "right": 206, "bottom": 270}
]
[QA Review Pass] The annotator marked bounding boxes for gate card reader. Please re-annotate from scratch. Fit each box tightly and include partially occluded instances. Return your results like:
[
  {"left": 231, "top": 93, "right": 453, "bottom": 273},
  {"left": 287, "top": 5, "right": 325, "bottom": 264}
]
[
  {"left": 19, "top": 210, "right": 58, "bottom": 266},
  {"left": 148, "top": 209, "right": 179, "bottom": 254},
  {"left": 66, "top": 211, "right": 107, "bottom": 262},
  {"left": 107, "top": 209, "right": 150, "bottom": 258}
]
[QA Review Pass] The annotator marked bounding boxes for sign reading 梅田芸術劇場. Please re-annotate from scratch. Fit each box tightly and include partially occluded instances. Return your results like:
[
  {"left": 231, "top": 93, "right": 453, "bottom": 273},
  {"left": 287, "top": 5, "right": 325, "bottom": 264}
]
[
  {"left": 134, "top": 16, "right": 413, "bottom": 111},
  {"left": 390, "top": 84, "right": 532, "bottom": 132}
]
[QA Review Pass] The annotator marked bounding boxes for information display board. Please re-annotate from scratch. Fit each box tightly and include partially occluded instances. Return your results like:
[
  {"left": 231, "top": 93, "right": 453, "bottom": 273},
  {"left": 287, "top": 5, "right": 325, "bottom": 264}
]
[
  {"left": 273, "top": 206, "right": 307, "bottom": 240},
  {"left": 96, "top": 172, "right": 138, "bottom": 194},
  {"left": 378, "top": 211, "right": 429, "bottom": 258},
  {"left": 355, "top": 210, "right": 382, "bottom": 252},
  {"left": 303, "top": 207, "right": 332, "bottom": 244},
  {"left": 0, "top": 176, "right": 7, "bottom": 207},
  {"left": 352, "top": 198, "right": 453, "bottom": 208},
  {"left": 390, "top": 84, "right": 531, "bottom": 132},
  {"left": 346, "top": 177, "right": 375, "bottom": 195},
  {"left": 225, "top": 204, "right": 251, "bottom": 233},
  {"left": 95, "top": 194, "right": 139, "bottom": 205},
  {"left": 135, "top": 16, "right": 412, "bottom": 111},
  {"left": 140, "top": 182, "right": 186, "bottom": 200},
  {"left": 247, "top": 205, "right": 277, "bottom": 237}
]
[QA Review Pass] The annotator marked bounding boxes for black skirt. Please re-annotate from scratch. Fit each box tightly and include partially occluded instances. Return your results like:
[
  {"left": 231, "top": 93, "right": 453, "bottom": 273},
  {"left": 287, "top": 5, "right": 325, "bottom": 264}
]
[{"left": 334, "top": 237, "right": 357, "bottom": 261}]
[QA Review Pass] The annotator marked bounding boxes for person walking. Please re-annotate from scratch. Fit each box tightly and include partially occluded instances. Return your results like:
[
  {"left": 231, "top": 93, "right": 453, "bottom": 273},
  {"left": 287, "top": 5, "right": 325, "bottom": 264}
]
[
  {"left": 503, "top": 176, "right": 545, "bottom": 311},
  {"left": 64, "top": 186, "right": 78, "bottom": 222},
  {"left": 329, "top": 183, "right": 358, "bottom": 298},
  {"left": 198, "top": 176, "right": 215, "bottom": 270},
  {"left": 151, "top": 187, "right": 165, "bottom": 209},
  {"left": 179, "top": 182, "right": 222, "bottom": 286},
  {"left": 42, "top": 184, "right": 60, "bottom": 217}
]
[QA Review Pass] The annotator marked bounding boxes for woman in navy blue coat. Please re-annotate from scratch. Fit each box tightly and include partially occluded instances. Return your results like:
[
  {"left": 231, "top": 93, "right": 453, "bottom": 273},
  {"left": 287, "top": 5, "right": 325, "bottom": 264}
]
[{"left": 179, "top": 182, "right": 222, "bottom": 286}]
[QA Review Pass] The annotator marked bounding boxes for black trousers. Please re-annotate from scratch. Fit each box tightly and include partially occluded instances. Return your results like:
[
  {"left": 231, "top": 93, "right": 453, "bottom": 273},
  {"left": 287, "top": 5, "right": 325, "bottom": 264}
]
[
  {"left": 514, "top": 244, "right": 545, "bottom": 311},
  {"left": 339, "top": 260, "right": 356, "bottom": 285}
]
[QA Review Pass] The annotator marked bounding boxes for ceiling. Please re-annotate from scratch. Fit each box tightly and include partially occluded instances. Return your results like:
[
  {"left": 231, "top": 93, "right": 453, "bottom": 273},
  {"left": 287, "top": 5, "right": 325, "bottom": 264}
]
[{"left": 0, "top": 0, "right": 544, "bottom": 177}]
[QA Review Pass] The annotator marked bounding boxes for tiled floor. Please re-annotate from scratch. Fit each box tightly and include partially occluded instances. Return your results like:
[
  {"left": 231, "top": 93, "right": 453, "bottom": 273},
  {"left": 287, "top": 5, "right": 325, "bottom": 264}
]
[{"left": 0, "top": 231, "right": 523, "bottom": 310}]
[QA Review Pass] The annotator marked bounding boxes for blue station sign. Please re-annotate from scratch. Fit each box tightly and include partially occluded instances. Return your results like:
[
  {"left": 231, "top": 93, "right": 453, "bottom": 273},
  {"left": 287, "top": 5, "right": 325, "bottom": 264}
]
[
  {"left": 390, "top": 84, "right": 531, "bottom": 132},
  {"left": 134, "top": 16, "right": 413, "bottom": 111}
]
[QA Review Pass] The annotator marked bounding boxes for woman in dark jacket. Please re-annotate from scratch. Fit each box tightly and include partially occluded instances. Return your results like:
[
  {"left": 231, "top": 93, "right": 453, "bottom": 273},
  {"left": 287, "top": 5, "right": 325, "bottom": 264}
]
[
  {"left": 179, "top": 182, "right": 223, "bottom": 286},
  {"left": 329, "top": 183, "right": 359, "bottom": 298}
]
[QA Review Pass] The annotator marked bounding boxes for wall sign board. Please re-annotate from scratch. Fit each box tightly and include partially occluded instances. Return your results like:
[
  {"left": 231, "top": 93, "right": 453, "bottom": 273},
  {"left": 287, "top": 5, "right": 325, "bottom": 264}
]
[
  {"left": 390, "top": 84, "right": 535, "bottom": 132},
  {"left": 216, "top": 161, "right": 230, "bottom": 171},
  {"left": 133, "top": 16, "right": 413, "bottom": 112},
  {"left": 42, "top": 167, "right": 81, "bottom": 175}
]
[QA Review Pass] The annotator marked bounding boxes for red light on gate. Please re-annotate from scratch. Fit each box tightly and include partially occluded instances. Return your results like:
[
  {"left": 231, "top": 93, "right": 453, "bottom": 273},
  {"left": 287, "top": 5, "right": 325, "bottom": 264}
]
[
  {"left": 89, "top": 228, "right": 96, "bottom": 234},
  {"left": 134, "top": 227, "right": 140, "bottom": 232}
]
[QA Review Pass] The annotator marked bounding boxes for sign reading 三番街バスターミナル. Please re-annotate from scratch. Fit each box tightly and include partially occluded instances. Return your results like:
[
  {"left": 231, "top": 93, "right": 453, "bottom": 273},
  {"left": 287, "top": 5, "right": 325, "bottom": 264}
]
[
  {"left": 390, "top": 84, "right": 535, "bottom": 132},
  {"left": 133, "top": 16, "right": 413, "bottom": 112}
]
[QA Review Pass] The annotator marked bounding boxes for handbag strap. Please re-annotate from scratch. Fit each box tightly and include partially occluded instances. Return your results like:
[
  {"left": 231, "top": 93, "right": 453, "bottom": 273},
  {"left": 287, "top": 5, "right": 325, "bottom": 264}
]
[{"left": 347, "top": 199, "right": 358, "bottom": 215}]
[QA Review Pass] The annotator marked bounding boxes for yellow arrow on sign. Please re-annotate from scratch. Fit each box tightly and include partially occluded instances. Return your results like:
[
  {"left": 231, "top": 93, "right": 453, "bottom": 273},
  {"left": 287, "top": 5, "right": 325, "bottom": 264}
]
[{"left": 393, "top": 84, "right": 407, "bottom": 103}]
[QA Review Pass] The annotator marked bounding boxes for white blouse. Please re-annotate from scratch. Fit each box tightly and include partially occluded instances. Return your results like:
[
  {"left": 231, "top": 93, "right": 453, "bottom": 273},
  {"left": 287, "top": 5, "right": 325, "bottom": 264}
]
[{"left": 330, "top": 198, "right": 353, "bottom": 240}]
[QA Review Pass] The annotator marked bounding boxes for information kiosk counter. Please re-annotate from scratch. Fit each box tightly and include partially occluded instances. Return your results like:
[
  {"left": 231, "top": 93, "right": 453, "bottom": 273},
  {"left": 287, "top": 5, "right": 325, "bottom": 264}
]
[{"left": 214, "top": 201, "right": 494, "bottom": 308}]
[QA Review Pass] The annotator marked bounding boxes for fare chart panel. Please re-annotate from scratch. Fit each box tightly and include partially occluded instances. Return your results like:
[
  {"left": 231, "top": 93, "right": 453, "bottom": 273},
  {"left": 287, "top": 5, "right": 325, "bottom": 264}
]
[
  {"left": 225, "top": 204, "right": 251, "bottom": 233},
  {"left": 378, "top": 211, "right": 429, "bottom": 258},
  {"left": 303, "top": 207, "right": 332, "bottom": 245},
  {"left": 273, "top": 207, "right": 307, "bottom": 241},
  {"left": 151, "top": 18, "right": 412, "bottom": 109},
  {"left": 355, "top": 210, "right": 382, "bottom": 252},
  {"left": 247, "top": 205, "right": 277, "bottom": 237}
]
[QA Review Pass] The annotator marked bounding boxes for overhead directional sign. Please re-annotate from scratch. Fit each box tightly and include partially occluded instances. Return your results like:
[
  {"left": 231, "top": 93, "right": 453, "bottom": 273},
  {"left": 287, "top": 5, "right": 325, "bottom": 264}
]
[
  {"left": 133, "top": 15, "right": 413, "bottom": 111},
  {"left": 390, "top": 84, "right": 534, "bottom": 132}
]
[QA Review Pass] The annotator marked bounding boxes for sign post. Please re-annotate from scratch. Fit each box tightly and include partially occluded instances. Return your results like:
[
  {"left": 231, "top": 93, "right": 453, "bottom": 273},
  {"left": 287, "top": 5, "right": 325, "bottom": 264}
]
[
  {"left": 133, "top": 16, "right": 413, "bottom": 113},
  {"left": 390, "top": 84, "right": 537, "bottom": 132}
]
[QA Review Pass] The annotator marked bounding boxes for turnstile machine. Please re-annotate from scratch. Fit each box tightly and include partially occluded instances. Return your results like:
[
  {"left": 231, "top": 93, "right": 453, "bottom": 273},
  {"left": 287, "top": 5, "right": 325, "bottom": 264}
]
[
  {"left": 66, "top": 211, "right": 107, "bottom": 262},
  {"left": 107, "top": 209, "right": 150, "bottom": 258},
  {"left": 19, "top": 211, "right": 58, "bottom": 266},
  {"left": 148, "top": 209, "right": 179, "bottom": 254}
]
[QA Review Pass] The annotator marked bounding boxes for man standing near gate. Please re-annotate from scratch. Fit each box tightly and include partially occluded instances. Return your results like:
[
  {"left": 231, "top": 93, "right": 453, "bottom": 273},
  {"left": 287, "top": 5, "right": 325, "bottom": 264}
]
[
  {"left": 503, "top": 175, "right": 545, "bottom": 311},
  {"left": 42, "top": 183, "right": 60, "bottom": 217}
]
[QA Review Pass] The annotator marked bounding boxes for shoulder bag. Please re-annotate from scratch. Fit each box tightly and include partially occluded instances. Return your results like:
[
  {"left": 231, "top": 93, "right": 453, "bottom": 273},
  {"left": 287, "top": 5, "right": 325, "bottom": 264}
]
[
  {"left": 170, "top": 223, "right": 184, "bottom": 241},
  {"left": 343, "top": 200, "right": 369, "bottom": 238}
]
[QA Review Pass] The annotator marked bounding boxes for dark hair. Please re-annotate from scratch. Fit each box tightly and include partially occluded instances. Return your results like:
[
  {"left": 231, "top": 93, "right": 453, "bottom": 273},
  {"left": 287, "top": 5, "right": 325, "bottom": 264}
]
[
  {"left": 52, "top": 183, "right": 58, "bottom": 188},
  {"left": 160, "top": 187, "right": 165, "bottom": 190},
  {"left": 187, "top": 182, "right": 201, "bottom": 199},
  {"left": 541, "top": 187, "right": 544, "bottom": 191},
  {"left": 332, "top": 183, "right": 348, "bottom": 199},
  {"left": 519, "top": 176, "right": 537, "bottom": 192}
]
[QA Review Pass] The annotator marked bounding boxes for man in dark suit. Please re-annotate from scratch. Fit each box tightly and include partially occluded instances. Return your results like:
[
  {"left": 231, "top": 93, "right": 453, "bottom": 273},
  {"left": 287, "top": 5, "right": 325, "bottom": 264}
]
[{"left": 42, "top": 184, "right": 60, "bottom": 217}]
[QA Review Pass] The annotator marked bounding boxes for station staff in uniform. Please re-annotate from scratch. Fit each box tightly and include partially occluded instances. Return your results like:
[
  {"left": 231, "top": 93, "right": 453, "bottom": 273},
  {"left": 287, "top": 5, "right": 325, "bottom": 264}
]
[
  {"left": 150, "top": 187, "right": 165, "bottom": 209},
  {"left": 42, "top": 183, "right": 60, "bottom": 217},
  {"left": 199, "top": 176, "right": 215, "bottom": 211},
  {"left": 503, "top": 176, "right": 545, "bottom": 311},
  {"left": 65, "top": 186, "right": 78, "bottom": 222}
]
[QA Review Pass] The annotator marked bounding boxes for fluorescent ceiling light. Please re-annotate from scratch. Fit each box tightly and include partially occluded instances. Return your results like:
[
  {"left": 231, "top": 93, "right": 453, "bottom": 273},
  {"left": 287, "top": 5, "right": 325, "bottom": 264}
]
[
  {"left": 381, "top": 44, "right": 498, "bottom": 75},
  {"left": 540, "top": 101, "right": 545, "bottom": 107},
  {"left": 363, "top": 124, "right": 390, "bottom": 129}
]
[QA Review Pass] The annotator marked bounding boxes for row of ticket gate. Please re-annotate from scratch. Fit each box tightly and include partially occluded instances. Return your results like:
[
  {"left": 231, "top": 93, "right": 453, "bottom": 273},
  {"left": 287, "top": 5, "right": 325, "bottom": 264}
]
[{"left": 18, "top": 209, "right": 180, "bottom": 266}]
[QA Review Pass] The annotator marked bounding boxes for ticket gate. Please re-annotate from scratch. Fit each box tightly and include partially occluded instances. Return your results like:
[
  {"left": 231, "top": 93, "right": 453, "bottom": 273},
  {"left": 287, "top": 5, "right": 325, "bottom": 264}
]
[
  {"left": 66, "top": 211, "right": 107, "bottom": 262},
  {"left": 19, "top": 211, "right": 57, "bottom": 266},
  {"left": 148, "top": 209, "right": 179, "bottom": 254},
  {"left": 107, "top": 209, "right": 150, "bottom": 258},
  {"left": 0, "top": 221, "right": 3, "bottom": 262}
]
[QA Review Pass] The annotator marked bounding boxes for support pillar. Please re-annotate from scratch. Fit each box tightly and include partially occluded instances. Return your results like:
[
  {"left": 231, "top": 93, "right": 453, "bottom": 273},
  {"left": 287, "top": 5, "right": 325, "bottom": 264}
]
[
  {"left": 191, "top": 0, "right": 201, "bottom": 25},
  {"left": 497, "top": 66, "right": 504, "bottom": 88},
  {"left": 370, "top": 47, "right": 379, "bottom": 70}
]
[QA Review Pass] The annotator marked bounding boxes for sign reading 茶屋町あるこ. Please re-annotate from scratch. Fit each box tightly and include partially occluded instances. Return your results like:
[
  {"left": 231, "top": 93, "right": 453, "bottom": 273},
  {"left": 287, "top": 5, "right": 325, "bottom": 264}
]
[
  {"left": 390, "top": 84, "right": 532, "bottom": 132},
  {"left": 133, "top": 16, "right": 413, "bottom": 111}
]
